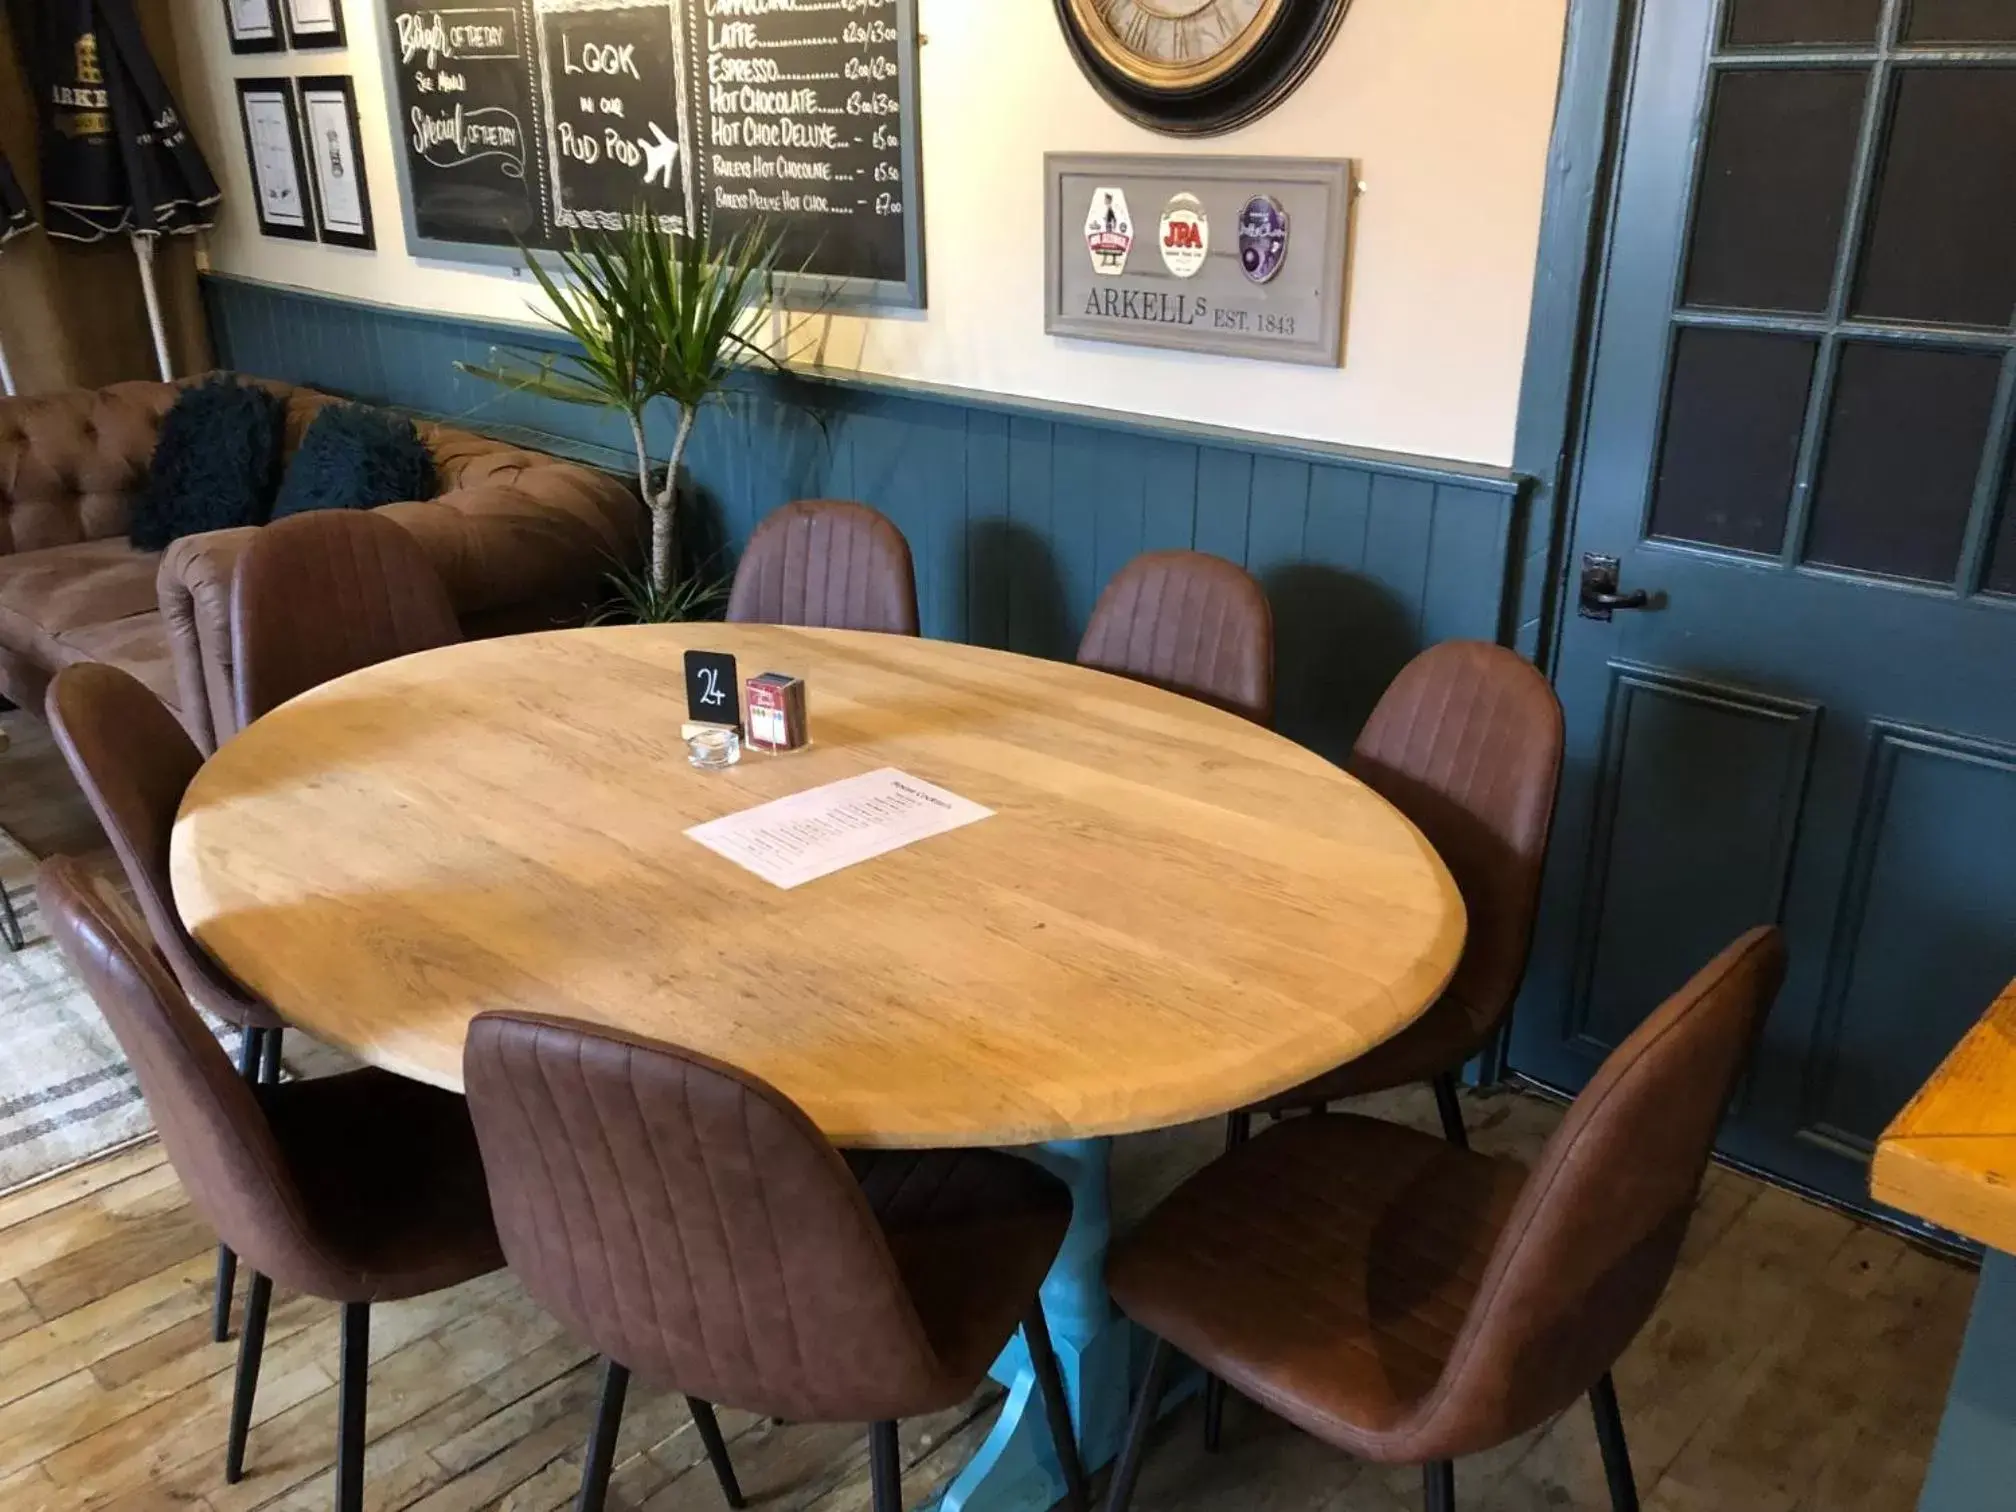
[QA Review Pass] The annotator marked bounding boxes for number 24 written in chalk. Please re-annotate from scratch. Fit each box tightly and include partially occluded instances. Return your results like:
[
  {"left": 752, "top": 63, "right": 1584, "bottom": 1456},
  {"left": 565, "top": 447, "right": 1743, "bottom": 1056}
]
[{"left": 684, "top": 650, "right": 739, "bottom": 724}]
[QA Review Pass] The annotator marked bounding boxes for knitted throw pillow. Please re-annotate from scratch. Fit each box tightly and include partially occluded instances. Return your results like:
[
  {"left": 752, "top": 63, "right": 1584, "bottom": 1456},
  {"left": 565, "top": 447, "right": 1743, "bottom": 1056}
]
[{"left": 129, "top": 378, "right": 286, "bottom": 551}]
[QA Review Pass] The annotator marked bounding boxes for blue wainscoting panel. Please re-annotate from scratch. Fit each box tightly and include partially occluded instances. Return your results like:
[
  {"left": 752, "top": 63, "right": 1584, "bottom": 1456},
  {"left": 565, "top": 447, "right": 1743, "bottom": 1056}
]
[{"left": 204, "top": 274, "right": 1529, "bottom": 761}]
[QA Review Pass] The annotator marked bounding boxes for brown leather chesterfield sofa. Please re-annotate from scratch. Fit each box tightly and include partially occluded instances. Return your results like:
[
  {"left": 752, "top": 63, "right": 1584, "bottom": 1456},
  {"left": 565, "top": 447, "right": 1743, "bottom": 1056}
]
[{"left": 0, "top": 377, "right": 642, "bottom": 751}]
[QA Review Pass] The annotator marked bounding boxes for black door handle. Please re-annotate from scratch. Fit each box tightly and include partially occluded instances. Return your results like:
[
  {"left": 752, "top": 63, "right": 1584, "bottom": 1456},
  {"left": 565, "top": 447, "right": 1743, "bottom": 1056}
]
[
  {"left": 1583, "top": 587, "right": 1650, "bottom": 611},
  {"left": 1578, "top": 553, "right": 1652, "bottom": 621}
]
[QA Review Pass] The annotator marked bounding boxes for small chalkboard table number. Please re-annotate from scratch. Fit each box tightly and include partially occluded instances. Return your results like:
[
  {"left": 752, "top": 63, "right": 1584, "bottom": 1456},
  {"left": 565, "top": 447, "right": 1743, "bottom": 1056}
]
[{"left": 684, "top": 650, "right": 739, "bottom": 727}]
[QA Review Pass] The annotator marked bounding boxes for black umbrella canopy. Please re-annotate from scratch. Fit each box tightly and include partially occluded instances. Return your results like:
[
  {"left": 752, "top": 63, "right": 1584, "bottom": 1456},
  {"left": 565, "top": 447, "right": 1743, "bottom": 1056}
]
[
  {"left": 17, "top": 0, "right": 218, "bottom": 242},
  {"left": 0, "top": 151, "right": 31, "bottom": 245}
]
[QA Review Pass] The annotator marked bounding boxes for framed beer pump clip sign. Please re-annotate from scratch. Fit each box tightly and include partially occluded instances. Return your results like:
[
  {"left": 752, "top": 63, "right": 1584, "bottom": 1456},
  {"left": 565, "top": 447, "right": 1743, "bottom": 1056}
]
[{"left": 1045, "top": 153, "right": 1353, "bottom": 366}]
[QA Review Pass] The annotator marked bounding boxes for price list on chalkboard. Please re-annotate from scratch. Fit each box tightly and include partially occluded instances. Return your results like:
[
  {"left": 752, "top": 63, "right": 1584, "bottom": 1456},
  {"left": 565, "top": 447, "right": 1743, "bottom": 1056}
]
[
  {"left": 692, "top": 0, "right": 909, "bottom": 285},
  {"left": 378, "top": 0, "right": 923, "bottom": 305}
]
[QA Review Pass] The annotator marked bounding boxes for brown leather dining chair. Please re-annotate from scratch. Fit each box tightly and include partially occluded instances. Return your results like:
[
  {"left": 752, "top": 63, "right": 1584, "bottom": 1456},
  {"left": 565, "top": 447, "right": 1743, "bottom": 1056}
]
[
  {"left": 1102, "top": 927, "right": 1787, "bottom": 1512},
  {"left": 1075, "top": 550, "right": 1275, "bottom": 724},
  {"left": 462, "top": 1012, "right": 1089, "bottom": 1512},
  {"left": 232, "top": 507, "right": 462, "bottom": 728},
  {"left": 46, "top": 660, "right": 289, "bottom": 1345},
  {"left": 1229, "top": 640, "right": 1565, "bottom": 1143},
  {"left": 37, "top": 855, "right": 505, "bottom": 1512},
  {"left": 1206, "top": 642, "right": 1563, "bottom": 1449},
  {"left": 727, "top": 498, "right": 921, "bottom": 635}
]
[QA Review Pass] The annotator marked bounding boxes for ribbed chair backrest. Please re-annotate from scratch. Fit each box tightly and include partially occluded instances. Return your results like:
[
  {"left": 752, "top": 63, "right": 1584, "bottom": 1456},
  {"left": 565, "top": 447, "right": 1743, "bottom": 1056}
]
[
  {"left": 35, "top": 855, "right": 339, "bottom": 1295},
  {"left": 1075, "top": 550, "right": 1274, "bottom": 724},
  {"left": 45, "top": 662, "right": 267, "bottom": 1028},
  {"left": 726, "top": 499, "right": 919, "bottom": 635},
  {"left": 1350, "top": 641, "right": 1564, "bottom": 1045},
  {"left": 462, "top": 1012, "right": 950, "bottom": 1422},
  {"left": 1416, "top": 927, "right": 1786, "bottom": 1454},
  {"left": 231, "top": 509, "right": 461, "bottom": 727}
]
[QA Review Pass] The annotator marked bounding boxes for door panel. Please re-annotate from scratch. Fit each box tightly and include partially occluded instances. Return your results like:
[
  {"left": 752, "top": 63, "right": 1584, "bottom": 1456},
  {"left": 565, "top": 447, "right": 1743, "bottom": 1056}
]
[
  {"left": 1570, "top": 667, "right": 1818, "bottom": 1060},
  {"left": 1511, "top": 0, "right": 2016, "bottom": 1226},
  {"left": 1797, "top": 725, "right": 2016, "bottom": 1155}
]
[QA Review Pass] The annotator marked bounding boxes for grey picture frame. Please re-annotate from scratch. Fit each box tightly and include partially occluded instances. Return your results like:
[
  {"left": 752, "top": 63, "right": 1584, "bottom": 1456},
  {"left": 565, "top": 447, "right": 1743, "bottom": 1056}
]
[{"left": 1044, "top": 153, "right": 1354, "bottom": 367}]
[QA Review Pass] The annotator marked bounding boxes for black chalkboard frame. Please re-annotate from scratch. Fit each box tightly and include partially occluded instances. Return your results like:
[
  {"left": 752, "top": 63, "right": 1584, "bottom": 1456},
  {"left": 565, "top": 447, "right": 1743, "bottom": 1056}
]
[{"left": 374, "top": 0, "right": 926, "bottom": 311}]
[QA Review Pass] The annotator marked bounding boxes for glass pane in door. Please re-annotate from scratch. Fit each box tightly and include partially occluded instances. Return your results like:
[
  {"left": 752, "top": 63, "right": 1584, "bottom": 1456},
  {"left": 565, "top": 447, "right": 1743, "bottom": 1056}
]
[
  {"left": 1683, "top": 69, "right": 1867, "bottom": 314},
  {"left": 1854, "top": 69, "right": 2016, "bottom": 328},
  {"left": 1805, "top": 343, "right": 2002, "bottom": 582},
  {"left": 1725, "top": 0, "right": 1882, "bottom": 45},
  {"left": 1987, "top": 462, "right": 2016, "bottom": 596},
  {"left": 1904, "top": 0, "right": 2016, "bottom": 42},
  {"left": 1650, "top": 328, "right": 1817, "bottom": 553}
]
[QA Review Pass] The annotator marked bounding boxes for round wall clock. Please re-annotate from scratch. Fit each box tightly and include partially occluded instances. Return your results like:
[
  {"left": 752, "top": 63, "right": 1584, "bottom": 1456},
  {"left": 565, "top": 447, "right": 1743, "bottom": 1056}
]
[{"left": 1054, "top": 0, "right": 1353, "bottom": 136}]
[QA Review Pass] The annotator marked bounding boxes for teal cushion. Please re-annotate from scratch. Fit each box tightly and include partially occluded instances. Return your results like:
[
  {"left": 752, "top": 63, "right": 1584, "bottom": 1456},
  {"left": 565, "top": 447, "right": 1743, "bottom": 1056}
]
[
  {"left": 271, "top": 405, "right": 437, "bottom": 520},
  {"left": 130, "top": 378, "right": 285, "bottom": 551}
]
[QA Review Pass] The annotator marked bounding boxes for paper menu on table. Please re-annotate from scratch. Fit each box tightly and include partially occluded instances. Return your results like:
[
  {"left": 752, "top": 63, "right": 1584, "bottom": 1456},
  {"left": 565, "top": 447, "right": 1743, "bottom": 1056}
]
[{"left": 684, "top": 768, "right": 993, "bottom": 890}]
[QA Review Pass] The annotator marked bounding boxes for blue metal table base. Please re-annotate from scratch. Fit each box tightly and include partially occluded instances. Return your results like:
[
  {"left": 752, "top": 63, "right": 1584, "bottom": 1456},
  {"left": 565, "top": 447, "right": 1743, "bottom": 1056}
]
[{"left": 928, "top": 1137, "right": 1175, "bottom": 1512}]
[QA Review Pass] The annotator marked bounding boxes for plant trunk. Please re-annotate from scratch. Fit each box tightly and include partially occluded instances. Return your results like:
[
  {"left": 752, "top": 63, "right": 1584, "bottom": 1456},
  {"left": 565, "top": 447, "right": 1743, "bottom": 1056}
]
[{"left": 646, "top": 406, "right": 699, "bottom": 596}]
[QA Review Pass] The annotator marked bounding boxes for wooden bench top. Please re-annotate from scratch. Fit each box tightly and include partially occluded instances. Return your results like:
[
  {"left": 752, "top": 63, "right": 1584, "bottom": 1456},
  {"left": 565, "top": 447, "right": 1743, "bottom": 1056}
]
[{"left": 1872, "top": 978, "right": 2016, "bottom": 1255}]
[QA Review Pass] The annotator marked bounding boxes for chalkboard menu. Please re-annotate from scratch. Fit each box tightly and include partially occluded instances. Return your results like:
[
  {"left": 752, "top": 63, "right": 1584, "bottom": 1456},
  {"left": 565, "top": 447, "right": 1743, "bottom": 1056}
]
[{"left": 378, "top": 0, "right": 923, "bottom": 306}]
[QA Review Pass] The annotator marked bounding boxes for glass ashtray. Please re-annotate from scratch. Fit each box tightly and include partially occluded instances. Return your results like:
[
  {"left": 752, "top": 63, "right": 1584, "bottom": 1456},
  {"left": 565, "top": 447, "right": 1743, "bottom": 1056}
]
[{"left": 686, "top": 726, "right": 742, "bottom": 770}]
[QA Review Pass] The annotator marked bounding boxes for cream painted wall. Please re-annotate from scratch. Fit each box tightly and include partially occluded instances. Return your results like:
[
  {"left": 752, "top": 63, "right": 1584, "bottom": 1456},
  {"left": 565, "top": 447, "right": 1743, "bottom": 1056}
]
[{"left": 174, "top": 0, "right": 1569, "bottom": 467}]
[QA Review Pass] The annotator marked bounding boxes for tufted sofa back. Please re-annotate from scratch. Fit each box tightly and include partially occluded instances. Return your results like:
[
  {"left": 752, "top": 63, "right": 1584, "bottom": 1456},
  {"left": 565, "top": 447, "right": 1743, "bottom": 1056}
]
[
  {"left": 0, "top": 378, "right": 358, "bottom": 553},
  {"left": 0, "top": 374, "right": 644, "bottom": 750},
  {"left": 0, "top": 382, "right": 181, "bottom": 554}
]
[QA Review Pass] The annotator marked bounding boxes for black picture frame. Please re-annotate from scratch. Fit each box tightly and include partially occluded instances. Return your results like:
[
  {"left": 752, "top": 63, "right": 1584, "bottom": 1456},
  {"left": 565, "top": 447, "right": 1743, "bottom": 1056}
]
[
  {"left": 222, "top": 0, "right": 285, "bottom": 55},
  {"left": 234, "top": 78, "right": 317, "bottom": 242},
  {"left": 296, "top": 75, "right": 374, "bottom": 250},
  {"left": 282, "top": 0, "right": 347, "bottom": 50}
]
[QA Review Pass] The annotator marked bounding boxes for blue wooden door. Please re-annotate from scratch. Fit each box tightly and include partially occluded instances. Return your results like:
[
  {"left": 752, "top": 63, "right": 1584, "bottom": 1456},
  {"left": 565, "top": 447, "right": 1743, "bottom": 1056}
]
[{"left": 1508, "top": 0, "right": 2016, "bottom": 1225}]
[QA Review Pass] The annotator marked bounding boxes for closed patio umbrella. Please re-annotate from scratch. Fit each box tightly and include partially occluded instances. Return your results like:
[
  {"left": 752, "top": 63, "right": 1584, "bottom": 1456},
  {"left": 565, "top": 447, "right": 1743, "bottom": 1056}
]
[
  {"left": 0, "top": 150, "right": 32, "bottom": 396},
  {"left": 15, "top": 0, "right": 219, "bottom": 380}
]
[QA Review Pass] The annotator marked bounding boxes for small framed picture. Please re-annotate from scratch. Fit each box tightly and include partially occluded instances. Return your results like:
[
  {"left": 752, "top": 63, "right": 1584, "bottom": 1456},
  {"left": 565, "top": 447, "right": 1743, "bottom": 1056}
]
[
  {"left": 282, "top": 0, "right": 346, "bottom": 49},
  {"left": 298, "top": 76, "right": 373, "bottom": 249},
  {"left": 235, "top": 79, "right": 316, "bottom": 241},
  {"left": 222, "top": 0, "right": 284, "bottom": 54}
]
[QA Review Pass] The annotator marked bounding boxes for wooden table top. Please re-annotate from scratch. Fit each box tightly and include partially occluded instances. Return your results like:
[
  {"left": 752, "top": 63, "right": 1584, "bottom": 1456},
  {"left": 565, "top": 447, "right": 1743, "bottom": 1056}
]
[
  {"left": 171, "top": 625, "right": 1465, "bottom": 1149},
  {"left": 1872, "top": 978, "right": 2016, "bottom": 1254}
]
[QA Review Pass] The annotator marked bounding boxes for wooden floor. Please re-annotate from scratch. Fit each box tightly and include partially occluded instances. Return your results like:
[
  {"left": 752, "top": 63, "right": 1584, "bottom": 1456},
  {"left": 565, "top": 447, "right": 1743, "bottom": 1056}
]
[
  {"left": 0, "top": 707, "right": 1981, "bottom": 1510},
  {"left": 0, "top": 1085, "right": 1975, "bottom": 1512}
]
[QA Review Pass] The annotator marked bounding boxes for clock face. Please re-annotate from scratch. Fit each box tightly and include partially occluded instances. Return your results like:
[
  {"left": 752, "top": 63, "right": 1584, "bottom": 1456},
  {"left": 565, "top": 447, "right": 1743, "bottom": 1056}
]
[
  {"left": 1065, "top": 0, "right": 1282, "bottom": 91},
  {"left": 1054, "top": 0, "right": 1350, "bottom": 136}
]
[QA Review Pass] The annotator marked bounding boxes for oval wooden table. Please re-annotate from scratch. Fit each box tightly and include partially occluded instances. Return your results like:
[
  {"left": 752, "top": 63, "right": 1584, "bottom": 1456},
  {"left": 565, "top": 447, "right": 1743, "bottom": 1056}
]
[{"left": 172, "top": 624, "right": 1464, "bottom": 1512}]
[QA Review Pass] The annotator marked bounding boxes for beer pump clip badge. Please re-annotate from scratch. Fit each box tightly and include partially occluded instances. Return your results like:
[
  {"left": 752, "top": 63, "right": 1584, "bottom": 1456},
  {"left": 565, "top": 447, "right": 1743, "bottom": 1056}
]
[{"left": 1084, "top": 186, "right": 1134, "bottom": 275}]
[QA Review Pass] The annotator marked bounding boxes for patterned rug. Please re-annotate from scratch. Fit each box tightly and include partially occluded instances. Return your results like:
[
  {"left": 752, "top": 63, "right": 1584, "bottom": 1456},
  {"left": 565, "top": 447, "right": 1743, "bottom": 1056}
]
[
  {"left": 0, "top": 826, "right": 360, "bottom": 1197},
  {"left": 0, "top": 830, "right": 162, "bottom": 1195}
]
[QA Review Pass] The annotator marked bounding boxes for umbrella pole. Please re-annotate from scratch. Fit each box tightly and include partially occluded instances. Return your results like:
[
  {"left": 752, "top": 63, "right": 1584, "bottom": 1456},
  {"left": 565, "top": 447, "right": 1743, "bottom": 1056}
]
[{"left": 132, "top": 235, "right": 173, "bottom": 381}]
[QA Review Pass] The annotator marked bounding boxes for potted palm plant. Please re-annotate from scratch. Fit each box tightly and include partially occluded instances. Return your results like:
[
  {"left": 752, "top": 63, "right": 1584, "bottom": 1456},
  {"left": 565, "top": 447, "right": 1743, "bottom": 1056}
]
[{"left": 464, "top": 214, "right": 786, "bottom": 619}]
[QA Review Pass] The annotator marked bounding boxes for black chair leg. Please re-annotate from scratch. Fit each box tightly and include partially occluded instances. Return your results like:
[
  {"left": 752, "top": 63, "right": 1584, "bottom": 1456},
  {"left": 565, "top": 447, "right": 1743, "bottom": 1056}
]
[
  {"left": 212, "top": 1026, "right": 267, "bottom": 1343},
  {"left": 1022, "top": 1302, "right": 1089, "bottom": 1512},
  {"left": 1431, "top": 1073, "right": 1469, "bottom": 1149},
  {"left": 1589, "top": 1372, "right": 1641, "bottom": 1512},
  {"left": 1423, "top": 1459, "right": 1455, "bottom": 1512},
  {"left": 259, "top": 1026, "right": 284, "bottom": 1085},
  {"left": 688, "top": 1397, "right": 746, "bottom": 1509},
  {"left": 1103, "top": 1335, "right": 1172, "bottom": 1512},
  {"left": 575, "top": 1358, "right": 630, "bottom": 1512},
  {"left": 335, "top": 1301, "right": 370, "bottom": 1512},
  {"left": 868, "top": 1420, "right": 902, "bottom": 1512},
  {"left": 224, "top": 1272, "right": 271, "bottom": 1482},
  {"left": 211, "top": 1245, "right": 239, "bottom": 1345},
  {"left": 1212, "top": 1101, "right": 1255, "bottom": 1444}
]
